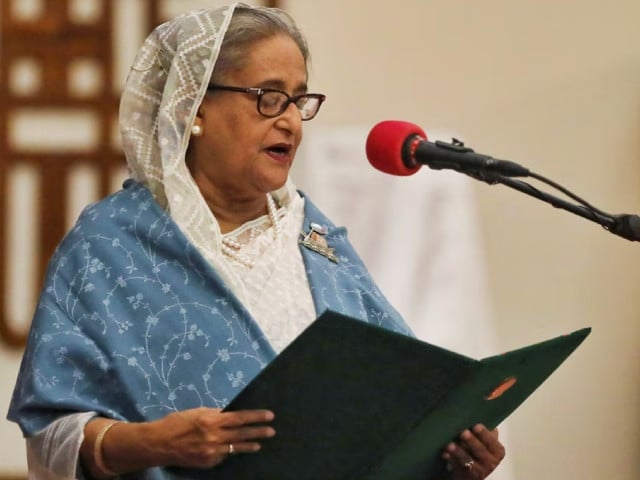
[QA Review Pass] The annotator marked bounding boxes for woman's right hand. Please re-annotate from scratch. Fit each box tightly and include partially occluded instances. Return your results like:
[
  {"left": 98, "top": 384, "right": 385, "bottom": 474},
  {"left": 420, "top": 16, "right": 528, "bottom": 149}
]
[
  {"left": 152, "top": 407, "right": 276, "bottom": 468},
  {"left": 82, "top": 408, "right": 276, "bottom": 477}
]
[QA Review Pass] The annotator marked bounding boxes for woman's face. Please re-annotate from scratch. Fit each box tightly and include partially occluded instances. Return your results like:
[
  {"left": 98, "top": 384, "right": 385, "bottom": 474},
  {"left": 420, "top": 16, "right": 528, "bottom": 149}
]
[{"left": 188, "top": 33, "right": 307, "bottom": 205}]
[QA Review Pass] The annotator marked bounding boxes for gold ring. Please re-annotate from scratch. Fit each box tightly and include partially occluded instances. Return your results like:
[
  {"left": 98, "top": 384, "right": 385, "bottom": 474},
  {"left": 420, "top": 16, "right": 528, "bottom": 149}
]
[{"left": 464, "top": 460, "right": 474, "bottom": 470}]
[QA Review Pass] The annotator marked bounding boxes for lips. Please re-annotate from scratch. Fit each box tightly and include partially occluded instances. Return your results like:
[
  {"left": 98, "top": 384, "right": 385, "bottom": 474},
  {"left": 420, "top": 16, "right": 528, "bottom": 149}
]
[{"left": 265, "top": 143, "right": 293, "bottom": 163}]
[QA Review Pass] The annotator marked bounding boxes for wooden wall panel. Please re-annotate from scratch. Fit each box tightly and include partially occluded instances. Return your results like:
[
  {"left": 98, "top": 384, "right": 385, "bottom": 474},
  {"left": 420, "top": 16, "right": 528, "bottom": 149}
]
[
  {"left": 0, "top": 0, "right": 279, "bottom": 475},
  {"left": 0, "top": 0, "right": 126, "bottom": 348}
]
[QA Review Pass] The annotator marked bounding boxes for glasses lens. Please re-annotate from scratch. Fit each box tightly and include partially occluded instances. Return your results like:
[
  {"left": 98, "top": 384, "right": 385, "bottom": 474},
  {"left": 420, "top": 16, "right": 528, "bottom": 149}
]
[
  {"left": 297, "top": 96, "right": 321, "bottom": 120},
  {"left": 258, "top": 91, "right": 323, "bottom": 120},
  {"left": 259, "top": 91, "right": 288, "bottom": 117}
]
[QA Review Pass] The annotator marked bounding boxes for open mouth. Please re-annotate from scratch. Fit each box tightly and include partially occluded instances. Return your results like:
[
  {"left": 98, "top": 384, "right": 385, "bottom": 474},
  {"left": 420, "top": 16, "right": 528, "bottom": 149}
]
[{"left": 265, "top": 143, "right": 292, "bottom": 160}]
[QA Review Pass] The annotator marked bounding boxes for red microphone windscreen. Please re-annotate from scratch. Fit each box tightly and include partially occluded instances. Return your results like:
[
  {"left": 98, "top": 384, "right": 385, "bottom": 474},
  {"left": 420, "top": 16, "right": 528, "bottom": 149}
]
[{"left": 365, "top": 120, "right": 427, "bottom": 176}]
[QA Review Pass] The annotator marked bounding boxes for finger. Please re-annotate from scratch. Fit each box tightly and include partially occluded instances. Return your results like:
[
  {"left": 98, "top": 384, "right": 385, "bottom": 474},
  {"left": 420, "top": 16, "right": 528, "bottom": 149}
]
[
  {"left": 456, "top": 427, "right": 504, "bottom": 475},
  {"left": 203, "top": 442, "right": 249, "bottom": 468},
  {"left": 219, "top": 427, "right": 278, "bottom": 457},
  {"left": 218, "top": 409, "right": 275, "bottom": 427},
  {"left": 470, "top": 425, "right": 506, "bottom": 459},
  {"left": 225, "top": 424, "right": 276, "bottom": 444},
  {"left": 222, "top": 440, "right": 264, "bottom": 455},
  {"left": 196, "top": 437, "right": 266, "bottom": 467},
  {"left": 444, "top": 439, "right": 476, "bottom": 472}
]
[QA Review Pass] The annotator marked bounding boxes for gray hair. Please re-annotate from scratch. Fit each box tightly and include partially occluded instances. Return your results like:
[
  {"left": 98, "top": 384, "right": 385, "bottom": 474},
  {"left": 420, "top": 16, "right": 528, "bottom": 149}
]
[{"left": 211, "top": 6, "right": 310, "bottom": 82}]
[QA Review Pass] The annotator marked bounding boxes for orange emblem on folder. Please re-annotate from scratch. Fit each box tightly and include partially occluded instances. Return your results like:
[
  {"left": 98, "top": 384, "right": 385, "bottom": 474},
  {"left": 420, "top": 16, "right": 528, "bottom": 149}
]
[{"left": 485, "top": 376, "right": 517, "bottom": 400}]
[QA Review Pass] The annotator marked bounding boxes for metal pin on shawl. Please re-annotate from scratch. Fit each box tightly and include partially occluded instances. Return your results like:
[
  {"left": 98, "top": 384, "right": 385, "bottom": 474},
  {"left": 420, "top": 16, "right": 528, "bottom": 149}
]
[{"left": 299, "top": 223, "right": 339, "bottom": 263}]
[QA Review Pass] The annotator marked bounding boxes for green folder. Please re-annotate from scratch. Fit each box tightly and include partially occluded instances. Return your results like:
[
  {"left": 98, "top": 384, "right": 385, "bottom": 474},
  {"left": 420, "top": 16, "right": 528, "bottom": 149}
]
[{"left": 190, "top": 310, "right": 589, "bottom": 480}]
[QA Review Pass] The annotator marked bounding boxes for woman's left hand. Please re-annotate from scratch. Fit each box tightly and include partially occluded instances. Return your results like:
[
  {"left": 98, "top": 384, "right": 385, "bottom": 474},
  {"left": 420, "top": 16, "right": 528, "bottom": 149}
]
[{"left": 441, "top": 424, "right": 505, "bottom": 479}]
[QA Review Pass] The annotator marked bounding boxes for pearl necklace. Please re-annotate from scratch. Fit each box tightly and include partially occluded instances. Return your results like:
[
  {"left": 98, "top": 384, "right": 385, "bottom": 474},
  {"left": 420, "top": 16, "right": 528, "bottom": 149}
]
[{"left": 220, "top": 193, "right": 281, "bottom": 268}]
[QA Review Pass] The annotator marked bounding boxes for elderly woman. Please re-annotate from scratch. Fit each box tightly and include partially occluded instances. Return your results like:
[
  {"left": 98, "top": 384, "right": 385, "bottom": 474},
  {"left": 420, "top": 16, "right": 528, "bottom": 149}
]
[{"left": 8, "top": 3, "right": 504, "bottom": 479}]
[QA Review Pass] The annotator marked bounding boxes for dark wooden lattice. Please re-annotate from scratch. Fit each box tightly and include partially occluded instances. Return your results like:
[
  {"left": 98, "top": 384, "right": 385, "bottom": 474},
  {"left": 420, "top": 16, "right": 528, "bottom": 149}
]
[
  {"left": 0, "top": 0, "right": 279, "bottom": 350},
  {"left": 0, "top": 0, "right": 277, "bottom": 477},
  {"left": 1, "top": 0, "right": 121, "bottom": 347},
  {"left": 0, "top": 0, "right": 163, "bottom": 348}
]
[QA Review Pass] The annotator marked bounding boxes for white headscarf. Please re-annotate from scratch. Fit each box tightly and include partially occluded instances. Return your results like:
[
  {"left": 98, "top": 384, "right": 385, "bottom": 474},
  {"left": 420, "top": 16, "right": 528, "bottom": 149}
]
[
  {"left": 118, "top": 4, "right": 314, "bottom": 332},
  {"left": 119, "top": 5, "right": 299, "bottom": 276},
  {"left": 120, "top": 4, "right": 240, "bottom": 253}
]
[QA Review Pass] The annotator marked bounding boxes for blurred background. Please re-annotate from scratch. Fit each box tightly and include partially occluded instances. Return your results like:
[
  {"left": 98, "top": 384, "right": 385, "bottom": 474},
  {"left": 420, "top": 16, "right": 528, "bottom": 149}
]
[{"left": 1, "top": 0, "right": 639, "bottom": 479}]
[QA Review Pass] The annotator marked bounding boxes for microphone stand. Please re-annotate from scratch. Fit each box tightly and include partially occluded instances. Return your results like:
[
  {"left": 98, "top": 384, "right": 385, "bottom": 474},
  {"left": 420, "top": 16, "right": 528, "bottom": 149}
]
[{"left": 476, "top": 173, "right": 640, "bottom": 242}]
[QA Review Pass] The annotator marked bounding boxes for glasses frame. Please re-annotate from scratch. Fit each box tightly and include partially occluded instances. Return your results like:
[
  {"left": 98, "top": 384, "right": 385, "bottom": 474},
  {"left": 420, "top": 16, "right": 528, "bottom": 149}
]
[{"left": 207, "top": 84, "right": 326, "bottom": 121}]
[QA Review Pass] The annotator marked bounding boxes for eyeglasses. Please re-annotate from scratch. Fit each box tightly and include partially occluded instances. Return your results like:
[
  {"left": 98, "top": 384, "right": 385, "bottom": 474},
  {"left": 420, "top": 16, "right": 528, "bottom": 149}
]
[{"left": 207, "top": 84, "right": 326, "bottom": 121}]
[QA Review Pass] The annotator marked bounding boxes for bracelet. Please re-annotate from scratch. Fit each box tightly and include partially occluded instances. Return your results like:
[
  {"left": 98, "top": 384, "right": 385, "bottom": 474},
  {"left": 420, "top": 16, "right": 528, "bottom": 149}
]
[{"left": 94, "top": 420, "right": 120, "bottom": 477}]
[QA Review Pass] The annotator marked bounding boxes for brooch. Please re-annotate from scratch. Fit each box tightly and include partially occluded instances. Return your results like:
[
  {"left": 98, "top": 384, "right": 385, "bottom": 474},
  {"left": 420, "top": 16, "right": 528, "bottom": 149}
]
[{"left": 299, "top": 223, "right": 339, "bottom": 263}]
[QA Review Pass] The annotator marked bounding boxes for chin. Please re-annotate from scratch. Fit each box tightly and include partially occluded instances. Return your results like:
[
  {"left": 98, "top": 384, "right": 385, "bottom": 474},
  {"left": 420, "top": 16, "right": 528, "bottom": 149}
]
[
  {"left": 260, "top": 171, "right": 290, "bottom": 193},
  {"left": 265, "top": 181, "right": 288, "bottom": 195}
]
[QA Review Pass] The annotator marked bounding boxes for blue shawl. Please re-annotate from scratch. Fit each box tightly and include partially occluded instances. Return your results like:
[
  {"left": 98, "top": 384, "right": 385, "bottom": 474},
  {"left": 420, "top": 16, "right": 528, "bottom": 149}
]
[{"left": 8, "top": 180, "right": 411, "bottom": 477}]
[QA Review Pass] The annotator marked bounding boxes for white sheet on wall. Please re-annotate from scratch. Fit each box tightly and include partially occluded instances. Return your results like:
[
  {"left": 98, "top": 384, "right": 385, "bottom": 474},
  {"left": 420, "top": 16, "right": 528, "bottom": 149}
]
[
  {"left": 294, "top": 124, "right": 514, "bottom": 479},
  {"left": 295, "top": 125, "right": 502, "bottom": 354}
]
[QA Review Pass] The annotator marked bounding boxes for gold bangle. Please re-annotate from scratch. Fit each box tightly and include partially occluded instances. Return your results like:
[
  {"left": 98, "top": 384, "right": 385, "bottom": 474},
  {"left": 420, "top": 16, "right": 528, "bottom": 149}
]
[{"left": 94, "top": 420, "right": 120, "bottom": 477}]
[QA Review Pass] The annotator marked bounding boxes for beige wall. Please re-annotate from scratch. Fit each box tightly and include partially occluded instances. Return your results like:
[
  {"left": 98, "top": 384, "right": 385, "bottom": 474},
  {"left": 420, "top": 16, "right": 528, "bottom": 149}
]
[
  {"left": 1, "top": 0, "right": 639, "bottom": 478},
  {"left": 286, "top": 1, "right": 640, "bottom": 479}
]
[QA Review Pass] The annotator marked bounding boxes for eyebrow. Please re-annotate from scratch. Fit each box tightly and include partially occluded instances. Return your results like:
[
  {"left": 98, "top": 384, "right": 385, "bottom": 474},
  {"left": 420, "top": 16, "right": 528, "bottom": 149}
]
[{"left": 257, "top": 78, "right": 308, "bottom": 94}]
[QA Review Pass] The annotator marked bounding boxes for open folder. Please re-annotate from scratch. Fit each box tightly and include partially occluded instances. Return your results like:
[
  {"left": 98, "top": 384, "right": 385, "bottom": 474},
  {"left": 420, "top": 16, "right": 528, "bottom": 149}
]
[{"left": 196, "top": 310, "right": 589, "bottom": 480}]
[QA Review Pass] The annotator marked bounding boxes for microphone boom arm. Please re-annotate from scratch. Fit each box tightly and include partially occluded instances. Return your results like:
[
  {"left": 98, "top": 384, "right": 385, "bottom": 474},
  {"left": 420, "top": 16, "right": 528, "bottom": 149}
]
[{"left": 485, "top": 175, "right": 640, "bottom": 242}]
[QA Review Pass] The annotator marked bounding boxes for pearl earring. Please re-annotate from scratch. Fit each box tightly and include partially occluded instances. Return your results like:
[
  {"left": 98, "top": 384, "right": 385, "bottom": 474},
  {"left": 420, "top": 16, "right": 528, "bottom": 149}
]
[{"left": 191, "top": 124, "right": 203, "bottom": 136}]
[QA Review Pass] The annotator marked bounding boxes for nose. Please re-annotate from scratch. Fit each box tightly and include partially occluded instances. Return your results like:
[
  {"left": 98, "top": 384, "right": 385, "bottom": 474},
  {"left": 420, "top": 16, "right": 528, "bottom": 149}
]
[{"left": 274, "top": 101, "right": 303, "bottom": 134}]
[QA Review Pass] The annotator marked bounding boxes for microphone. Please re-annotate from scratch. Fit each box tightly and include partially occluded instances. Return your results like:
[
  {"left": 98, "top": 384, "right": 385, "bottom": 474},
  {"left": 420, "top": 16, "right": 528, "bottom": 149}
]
[
  {"left": 365, "top": 120, "right": 640, "bottom": 242},
  {"left": 366, "top": 120, "right": 530, "bottom": 181}
]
